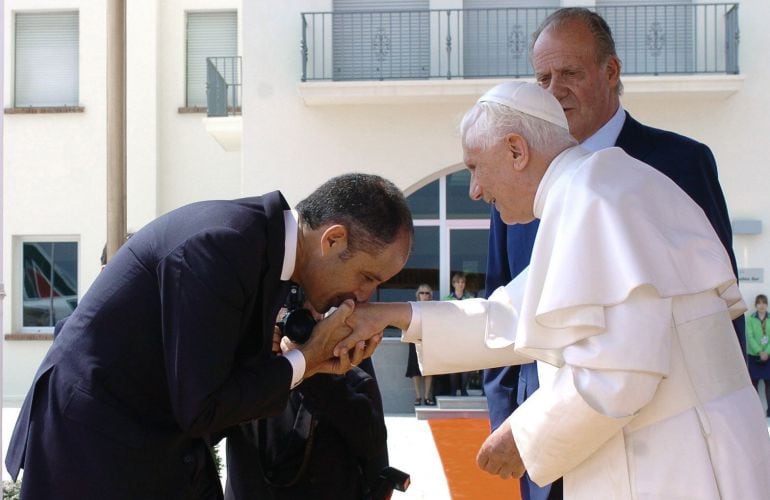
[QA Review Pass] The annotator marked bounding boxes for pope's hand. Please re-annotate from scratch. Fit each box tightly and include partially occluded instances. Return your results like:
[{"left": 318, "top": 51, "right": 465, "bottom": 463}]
[
  {"left": 334, "top": 302, "right": 412, "bottom": 356},
  {"left": 476, "top": 419, "right": 525, "bottom": 480}
]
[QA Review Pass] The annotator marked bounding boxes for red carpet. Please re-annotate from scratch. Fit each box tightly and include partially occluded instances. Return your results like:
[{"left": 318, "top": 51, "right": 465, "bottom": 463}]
[{"left": 428, "top": 418, "right": 522, "bottom": 499}]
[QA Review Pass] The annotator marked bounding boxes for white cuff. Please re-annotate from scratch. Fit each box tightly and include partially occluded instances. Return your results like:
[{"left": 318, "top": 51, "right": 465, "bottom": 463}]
[
  {"left": 283, "top": 349, "right": 306, "bottom": 389},
  {"left": 402, "top": 302, "right": 421, "bottom": 343}
]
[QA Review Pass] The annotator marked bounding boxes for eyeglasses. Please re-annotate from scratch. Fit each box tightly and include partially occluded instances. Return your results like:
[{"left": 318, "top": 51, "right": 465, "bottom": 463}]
[{"left": 418, "top": 291, "right": 431, "bottom": 295}]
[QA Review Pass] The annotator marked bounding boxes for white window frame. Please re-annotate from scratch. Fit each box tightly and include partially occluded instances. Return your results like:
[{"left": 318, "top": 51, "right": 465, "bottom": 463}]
[
  {"left": 13, "top": 9, "right": 80, "bottom": 108},
  {"left": 411, "top": 171, "right": 490, "bottom": 297},
  {"left": 14, "top": 235, "right": 80, "bottom": 334},
  {"left": 185, "top": 9, "right": 238, "bottom": 108}
]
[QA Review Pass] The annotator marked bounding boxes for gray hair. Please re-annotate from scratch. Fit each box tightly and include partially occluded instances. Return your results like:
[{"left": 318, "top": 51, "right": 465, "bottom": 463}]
[
  {"left": 532, "top": 7, "right": 624, "bottom": 96},
  {"left": 460, "top": 101, "right": 577, "bottom": 157}
]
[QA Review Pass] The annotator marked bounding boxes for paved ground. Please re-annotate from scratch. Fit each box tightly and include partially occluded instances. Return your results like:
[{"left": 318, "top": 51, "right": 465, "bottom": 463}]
[
  {"left": 1, "top": 406, "right": 450, "bottom": 498},
  {"left": 3, "top": 406, "right": 769, "bottom": 498}
]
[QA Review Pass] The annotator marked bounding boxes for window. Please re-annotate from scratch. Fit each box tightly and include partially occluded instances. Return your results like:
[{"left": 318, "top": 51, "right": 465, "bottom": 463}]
[
  {"left": 20, "top": 240, "right": 78, "bottom": 331},
  {"left": 597, "top": 0, "right": 694, "bottom": 75},
  {"left": 332, "top": 0, "right": 430, "bottom": 80},
  {"left": 462, "top": 0, "right": 559, "bottom": 78},
  {"left": 377, "top": 170, "right": 490, "bottom": 303},
  {"left": 186, "top": 11, "right": 238, "bottom": 107},
  {"left": 14, "top": 11, "right": 79, "bottom": 107},
  {"left": 378, "top": 171, "right": 489, "bottom": 393}
]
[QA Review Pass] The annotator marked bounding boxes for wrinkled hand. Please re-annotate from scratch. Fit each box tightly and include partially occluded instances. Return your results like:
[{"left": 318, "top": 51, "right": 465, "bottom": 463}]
[
  {"left": 299, "top": 300, "right": 357, "bottom": 377},
  {"left": 476, "top": 419, "right": 525, "bottom": 480},
  {"left": 334, "top": 302, "right": 410, "bottom": 356}
]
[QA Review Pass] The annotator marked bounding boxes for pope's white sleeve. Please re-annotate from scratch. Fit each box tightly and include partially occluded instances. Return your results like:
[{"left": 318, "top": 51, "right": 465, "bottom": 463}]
[
  {"left": 403, "top": 284, "right": 533, "bottom": 376},
  {"left": 508, "top": 285, "right": 669, "bottom": 486}
]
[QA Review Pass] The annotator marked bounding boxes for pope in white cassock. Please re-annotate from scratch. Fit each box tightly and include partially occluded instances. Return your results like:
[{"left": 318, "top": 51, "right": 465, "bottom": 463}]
[{"left": 341, "top": 81, "right": 770, "bottom": 499}]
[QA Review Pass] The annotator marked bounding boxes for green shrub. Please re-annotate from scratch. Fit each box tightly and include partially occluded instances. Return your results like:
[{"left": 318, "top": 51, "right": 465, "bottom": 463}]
[{"left": 2, "top": 480, "right": 21, "bottom": 500}]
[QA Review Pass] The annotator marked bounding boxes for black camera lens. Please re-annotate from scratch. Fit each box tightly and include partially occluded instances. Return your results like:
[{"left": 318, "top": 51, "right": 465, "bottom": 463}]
[{"left": 283, "top": 308, "right": 317, "bottom": 344}]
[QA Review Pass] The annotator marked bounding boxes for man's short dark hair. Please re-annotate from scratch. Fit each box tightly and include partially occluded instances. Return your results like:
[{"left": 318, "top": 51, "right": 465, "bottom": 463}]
[
  {"left": 532, "top": 7, "right": 624, "bottom": 95},
  {"left": 297, "top": 173, "right": 413, "bottom": 256}
]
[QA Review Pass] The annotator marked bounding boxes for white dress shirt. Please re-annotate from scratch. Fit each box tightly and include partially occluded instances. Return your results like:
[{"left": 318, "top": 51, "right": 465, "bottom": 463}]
[
  {"left": 580, "top": 104, "right": 626, "bottom": 153},
  {"left": 280, "top": 209, "right": 306, "bottom": 388}
]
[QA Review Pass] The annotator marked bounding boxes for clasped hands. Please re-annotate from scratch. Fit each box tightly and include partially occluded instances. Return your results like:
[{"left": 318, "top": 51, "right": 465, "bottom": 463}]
[
  {"left": 278, "top": 299, "right": 527, "bottom": 479},
  {"left": 283, "top": 300, "right": 396, "bottom": 378}
]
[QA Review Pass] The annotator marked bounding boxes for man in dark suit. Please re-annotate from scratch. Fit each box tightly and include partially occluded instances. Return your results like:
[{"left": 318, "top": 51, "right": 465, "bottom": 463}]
[
  {"left": 481, "top": 9, "right": 742, "bottom": 500},
  {"left": 5, "top": 173, "right": 413, "bottom": 500}
]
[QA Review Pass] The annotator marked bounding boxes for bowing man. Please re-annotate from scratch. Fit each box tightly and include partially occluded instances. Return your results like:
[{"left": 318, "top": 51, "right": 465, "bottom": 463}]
[{"left": 6, "top": 173, "right": 412, "bottom": 500}]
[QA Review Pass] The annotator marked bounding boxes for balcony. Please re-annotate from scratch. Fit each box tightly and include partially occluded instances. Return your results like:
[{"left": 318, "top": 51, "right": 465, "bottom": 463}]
[
  {"left": 298, "top": 3, "right": 742, "bottom": 105},
  {"left": 204, "top": 56, "right": 242, "bottom": 151}
]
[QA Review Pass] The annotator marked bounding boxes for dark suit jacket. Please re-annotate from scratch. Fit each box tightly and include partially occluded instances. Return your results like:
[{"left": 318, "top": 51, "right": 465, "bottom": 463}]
[
  {"left": 225, "top": 358, "right": 389, "bottom": 500},
  {"left": 6, "top": 192, "right": 294, "bottom": 500},
  {"left": 482, "top": 112, "right": 741, "bottom": 500}
]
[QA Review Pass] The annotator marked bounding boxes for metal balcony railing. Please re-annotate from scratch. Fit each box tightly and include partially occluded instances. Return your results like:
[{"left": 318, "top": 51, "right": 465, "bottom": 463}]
[
  {"left": 300, "top": 3, "right": 738, "bottom": 82},
  {"left": 206, "top": 56, "right": 241, "bottom": 117}
]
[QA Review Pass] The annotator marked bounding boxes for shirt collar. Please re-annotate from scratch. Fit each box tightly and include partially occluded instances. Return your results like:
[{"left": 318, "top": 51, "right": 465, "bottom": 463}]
[
  {"left": 281, "top": 210, "right": 298, "bottom": 281},
  {"left": 580, "top": 105, "right": 626, "bottom": 153}
]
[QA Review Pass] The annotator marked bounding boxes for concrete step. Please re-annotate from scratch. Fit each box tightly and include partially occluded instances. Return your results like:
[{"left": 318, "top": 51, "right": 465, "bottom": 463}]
[
  {"left": 435, "top": 396, "right": 488, "bottom": 410},
  {"left": 415, "top": 407, "right": 489, "bottom": 421}
]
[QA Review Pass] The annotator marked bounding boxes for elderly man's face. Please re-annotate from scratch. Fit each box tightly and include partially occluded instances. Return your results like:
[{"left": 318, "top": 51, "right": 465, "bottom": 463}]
[
  {"left": 464, "top": 138, "right": 535, "bottom": 225},
  {"left": 532, "top": 20, "right": 620, "bottom": 142}
]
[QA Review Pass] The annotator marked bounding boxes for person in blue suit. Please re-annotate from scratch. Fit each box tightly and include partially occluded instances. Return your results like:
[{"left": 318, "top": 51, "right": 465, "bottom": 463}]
[
  {"left": 5, "top": 173, "right": 413, "bottom": 500},
  {"left": 481, "top": 9, "right": 742, "bottom": 500}
]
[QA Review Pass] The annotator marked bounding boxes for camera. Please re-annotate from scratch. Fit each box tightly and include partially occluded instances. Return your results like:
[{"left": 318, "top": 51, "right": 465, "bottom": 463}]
[
  {"left": 276, "top": 285, "right": 316, "bottom": 344},
  {"left": 371, "top": 466, "right": 411, "bottom": 499}
]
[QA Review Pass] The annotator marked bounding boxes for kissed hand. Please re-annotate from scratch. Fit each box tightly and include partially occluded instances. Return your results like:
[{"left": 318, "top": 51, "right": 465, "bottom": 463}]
[{"left": 334, "top": 302, "right": 411, "bottom": 356}]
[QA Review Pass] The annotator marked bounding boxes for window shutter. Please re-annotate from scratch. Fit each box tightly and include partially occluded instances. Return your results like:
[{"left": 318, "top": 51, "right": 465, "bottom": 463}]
[
  {"left": 15, "top": 11, "right": 79, "bottom": 107},
  {"left": 186, "top": 11, "right": 237, "bottom": 107},
  {"left": 462, "top": 0, "right": 559, "bottom": 78},
  {"left": 597, "top": 0, "right": 695, "bottom": 75},
  {"left": 332, "top": 0, "right": 430, "bottom": 81}
]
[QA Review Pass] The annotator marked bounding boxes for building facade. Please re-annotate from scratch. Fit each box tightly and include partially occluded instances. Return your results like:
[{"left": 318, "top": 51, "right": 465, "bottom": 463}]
[
  {"left": 3, "top": 0, "right": 242, "bottom": 402},
  {"left": 4, "top": 0, "right": 770, "bottom": 414}
]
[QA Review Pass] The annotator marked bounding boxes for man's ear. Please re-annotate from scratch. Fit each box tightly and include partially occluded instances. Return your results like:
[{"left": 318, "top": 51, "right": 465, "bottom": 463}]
[
  {"left": 505, "top": 133, "right": 530, "bottom": 172},
  {"left": 320, "top": 224, "right": 348, "bottom": 257},
  {"left": 605, "top": 55, "right": 621, "bottom": 88}
]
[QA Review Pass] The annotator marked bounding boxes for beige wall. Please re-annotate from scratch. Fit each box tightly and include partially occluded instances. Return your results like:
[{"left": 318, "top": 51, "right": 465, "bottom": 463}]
[
  {"left": 156, "top": 0, "right": 241, "bottom": 214},
  {"left": 3, "top": 0, "right": 108, "bottom": 398},
  {"left": 243, "top": 0, "right": 469, "bottom": 208},
  {"left": 4, "top": 0, "right": 769, "bottom": 400},
  {"left": 3, "top": 0, "right": 242, "bottom": 401}
]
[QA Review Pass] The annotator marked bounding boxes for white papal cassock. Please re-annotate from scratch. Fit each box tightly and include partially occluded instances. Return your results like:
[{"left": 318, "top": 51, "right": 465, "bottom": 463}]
[{"left": 404, "top": 146, "right": 770, "bottom": 499}]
